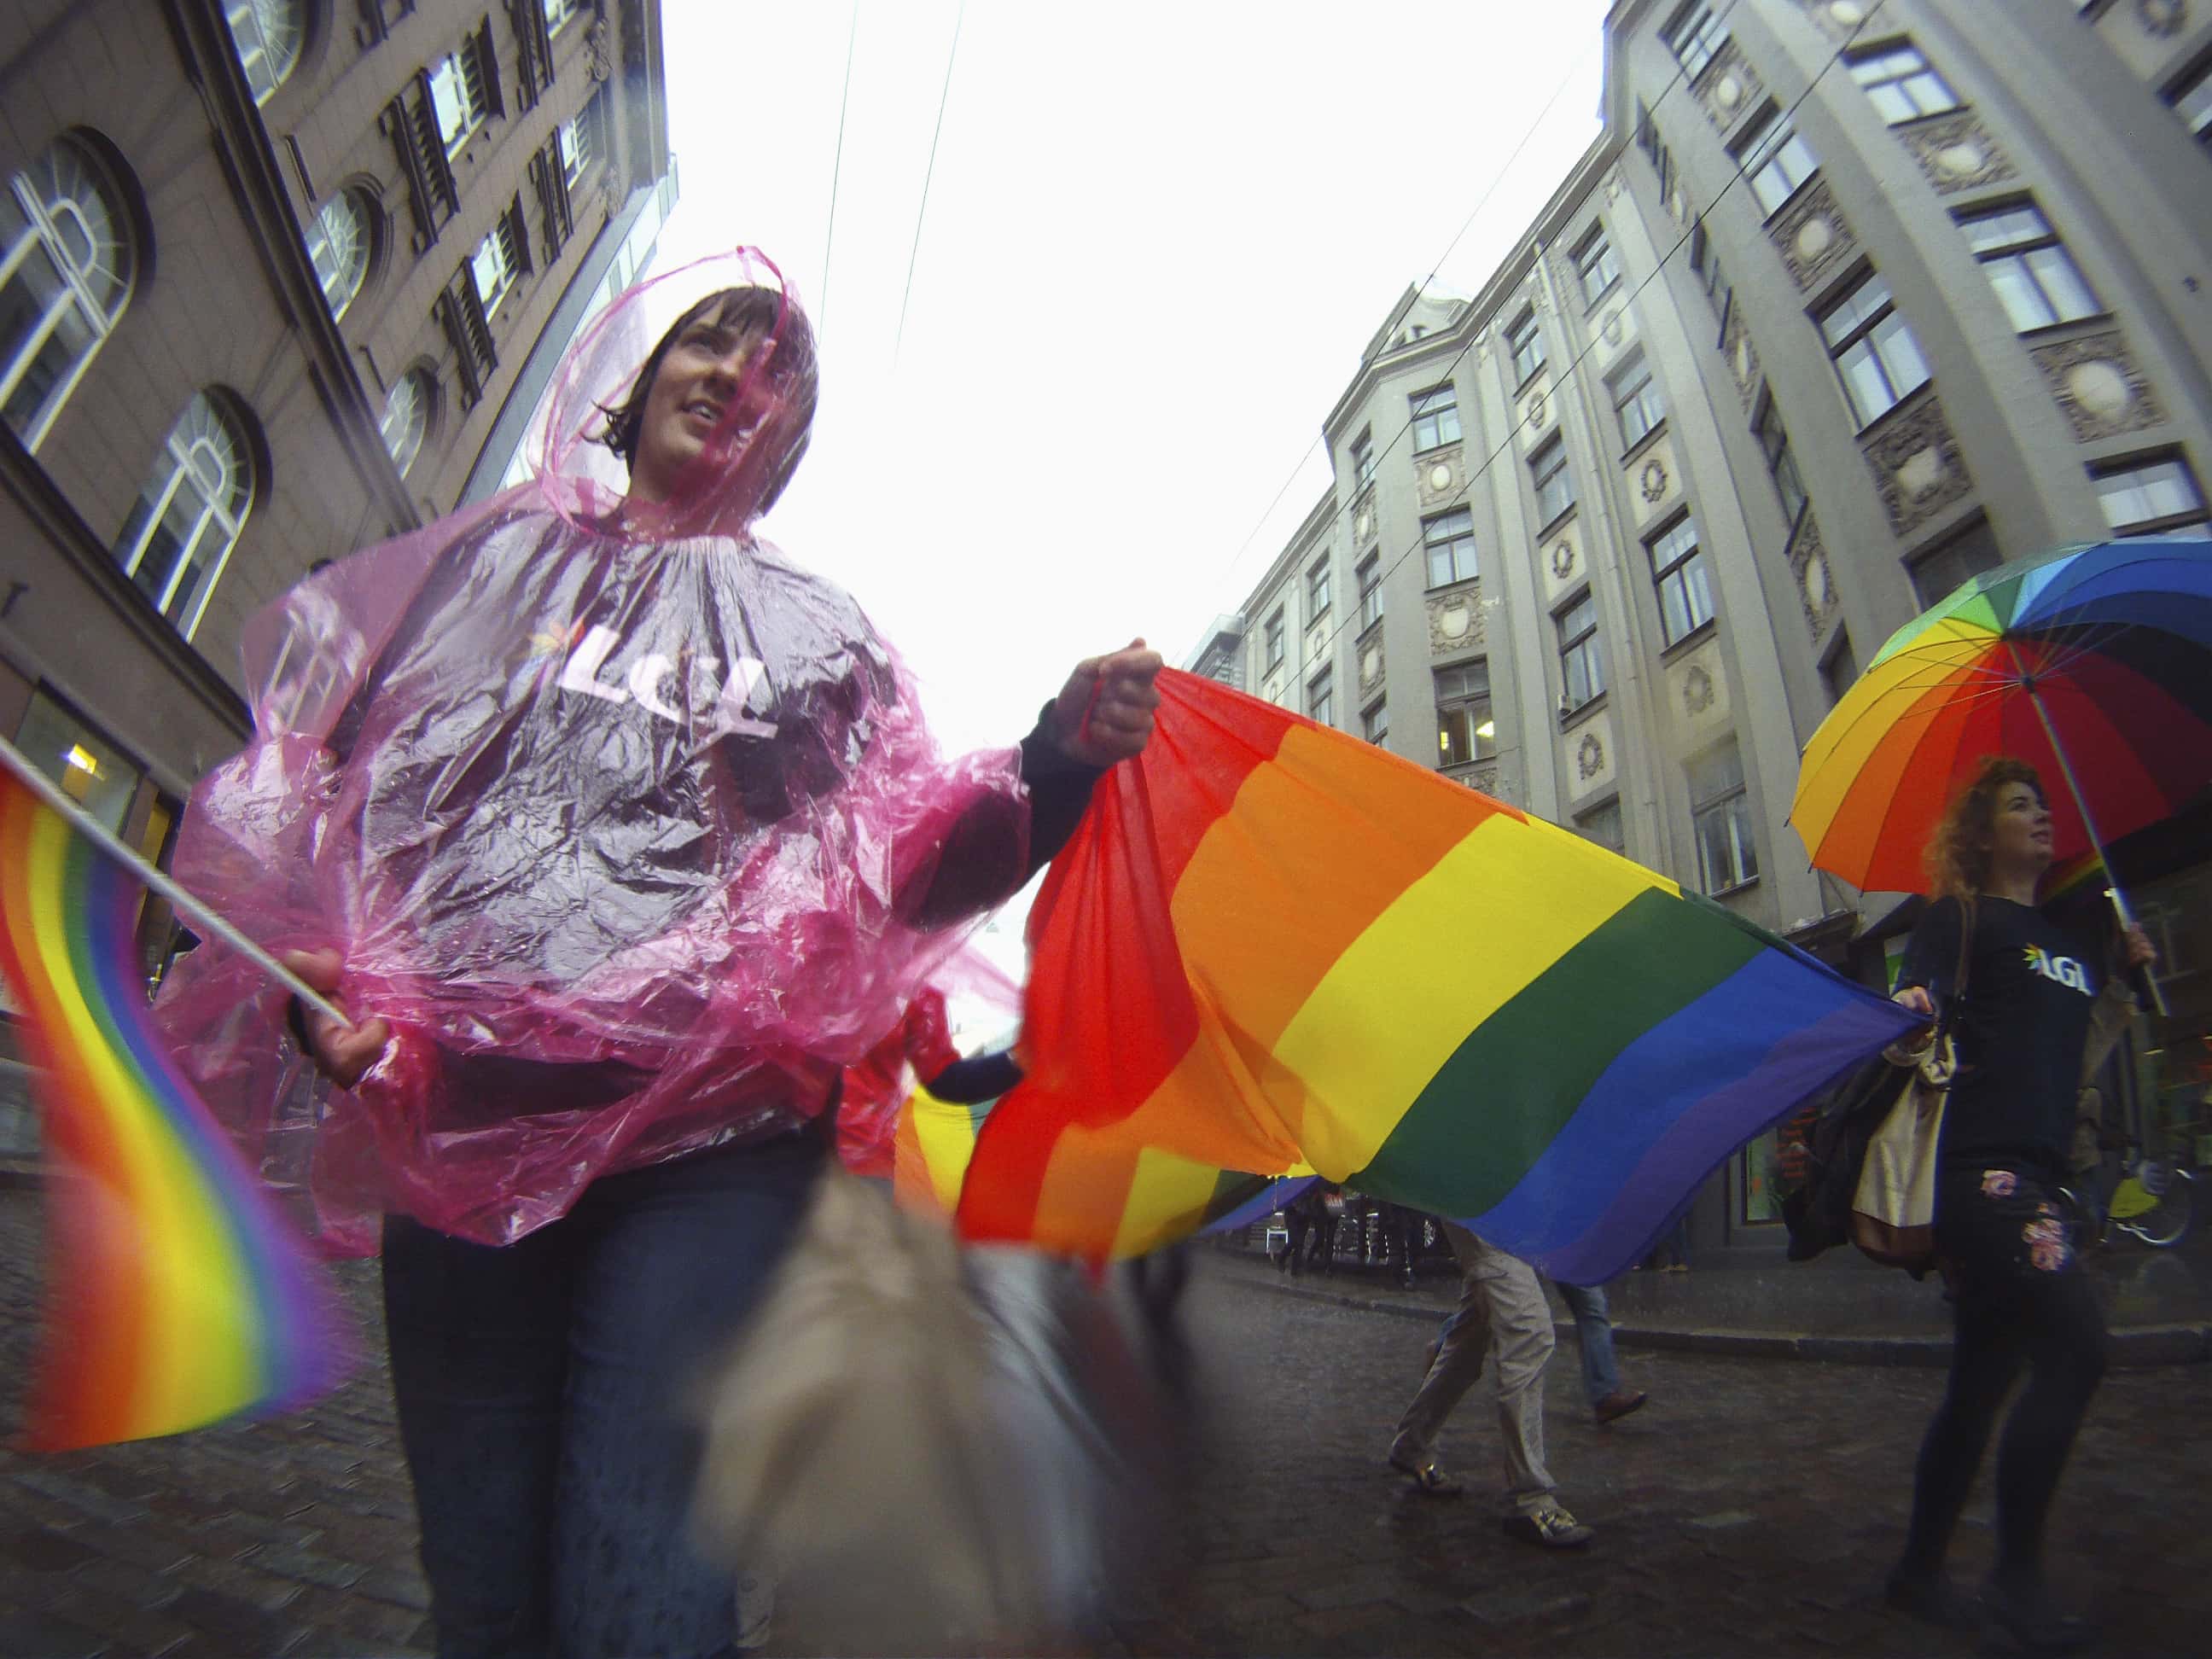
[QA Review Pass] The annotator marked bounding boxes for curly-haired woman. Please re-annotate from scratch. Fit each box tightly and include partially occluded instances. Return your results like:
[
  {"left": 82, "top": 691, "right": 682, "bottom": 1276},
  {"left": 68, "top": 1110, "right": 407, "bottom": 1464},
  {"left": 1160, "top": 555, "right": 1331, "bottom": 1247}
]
[{"left": 1883, "top": 758, "right": 2153, "bottom": 1650}]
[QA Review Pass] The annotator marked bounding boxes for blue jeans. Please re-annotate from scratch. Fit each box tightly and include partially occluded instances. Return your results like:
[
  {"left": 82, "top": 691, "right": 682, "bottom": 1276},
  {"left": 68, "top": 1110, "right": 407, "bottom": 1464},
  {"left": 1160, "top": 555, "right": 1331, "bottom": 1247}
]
[
  {"left": 1431, "top": 1277, "right": 1621, "bottom": 1408},
  {"left": 381, "top": 1126, "right": 826, "bottom": 1658},
  {"left": 1554, "top": 1282, "right": 1622, "bottom": 1409}
]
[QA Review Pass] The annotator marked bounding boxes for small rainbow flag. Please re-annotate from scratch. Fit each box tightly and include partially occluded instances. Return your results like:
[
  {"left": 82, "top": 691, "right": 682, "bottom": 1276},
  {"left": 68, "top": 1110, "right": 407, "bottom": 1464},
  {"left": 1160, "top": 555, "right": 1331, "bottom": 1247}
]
[
  {"left": 0, "top": 765, "right": 349, "bottom": 1449},
  {"left": 955, "top": 672, "right": 1918, "bottom": 1283}
]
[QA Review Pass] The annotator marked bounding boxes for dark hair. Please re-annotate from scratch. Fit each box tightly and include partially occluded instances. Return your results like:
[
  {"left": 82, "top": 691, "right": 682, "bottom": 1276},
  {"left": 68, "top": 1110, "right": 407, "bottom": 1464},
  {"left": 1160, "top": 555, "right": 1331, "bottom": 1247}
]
[
  {"left": 596, "top": 286, "right": 820, "bottom": 508},
  {"left": 1925, "top": 756, "right": 2046, "bottom": 899}
]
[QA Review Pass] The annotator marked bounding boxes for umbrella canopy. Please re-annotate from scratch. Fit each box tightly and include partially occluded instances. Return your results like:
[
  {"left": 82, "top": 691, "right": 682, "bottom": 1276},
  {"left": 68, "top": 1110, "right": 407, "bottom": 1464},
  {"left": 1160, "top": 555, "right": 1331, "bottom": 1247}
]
[{"left": 1791, "top": 534, "right": 2212, "bottom": 895}]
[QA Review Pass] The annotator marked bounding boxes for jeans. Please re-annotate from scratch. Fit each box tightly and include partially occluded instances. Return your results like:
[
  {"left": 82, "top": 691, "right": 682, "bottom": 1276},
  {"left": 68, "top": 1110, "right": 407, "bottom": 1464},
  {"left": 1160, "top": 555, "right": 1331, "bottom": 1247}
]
[
  {"left": 1554, "top": 1282, "right": 1622, "bottom": 1409},
  {"left": 1391, "top": 1224, "right": 1559, "bottom": 1515},
  {"left": 382, "top": 1126, "right": 827, "bottom": 1659}
]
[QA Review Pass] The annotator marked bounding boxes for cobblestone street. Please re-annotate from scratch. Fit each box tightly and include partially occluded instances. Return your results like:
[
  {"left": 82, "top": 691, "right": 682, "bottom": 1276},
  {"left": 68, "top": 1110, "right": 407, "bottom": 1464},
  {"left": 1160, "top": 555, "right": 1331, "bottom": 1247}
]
[{"left": 2, "top": 1192, "right": 2208, "bottom": 1656}]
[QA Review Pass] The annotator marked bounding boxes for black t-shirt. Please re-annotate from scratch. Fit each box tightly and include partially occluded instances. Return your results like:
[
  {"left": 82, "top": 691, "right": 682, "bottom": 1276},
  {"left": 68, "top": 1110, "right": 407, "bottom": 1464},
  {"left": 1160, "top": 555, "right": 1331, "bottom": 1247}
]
[{"left": 1896, "top": 895, "right": 2107, "bottom": 1174}]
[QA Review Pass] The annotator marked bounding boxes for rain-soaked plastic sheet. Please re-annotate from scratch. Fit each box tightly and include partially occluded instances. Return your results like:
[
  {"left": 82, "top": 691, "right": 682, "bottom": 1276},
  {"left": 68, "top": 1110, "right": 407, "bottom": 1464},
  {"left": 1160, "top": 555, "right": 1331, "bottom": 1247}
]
[{"left": 154, "top": 250, "right": 1028, "bottom": 1250}]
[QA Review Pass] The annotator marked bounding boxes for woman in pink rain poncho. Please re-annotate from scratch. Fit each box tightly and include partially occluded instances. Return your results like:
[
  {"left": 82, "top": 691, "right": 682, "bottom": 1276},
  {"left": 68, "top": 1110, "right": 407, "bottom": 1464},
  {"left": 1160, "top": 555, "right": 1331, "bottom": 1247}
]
[{"left": 155, "top": 250, "right": 1163, "bottom": 1656}]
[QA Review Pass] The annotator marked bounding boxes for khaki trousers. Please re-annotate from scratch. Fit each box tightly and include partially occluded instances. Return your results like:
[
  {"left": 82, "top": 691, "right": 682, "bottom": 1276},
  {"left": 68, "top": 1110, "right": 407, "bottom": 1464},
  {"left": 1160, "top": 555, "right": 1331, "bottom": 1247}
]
[{"left": 1389, "top": 1223, "right": 1558, "bottom": 1515}]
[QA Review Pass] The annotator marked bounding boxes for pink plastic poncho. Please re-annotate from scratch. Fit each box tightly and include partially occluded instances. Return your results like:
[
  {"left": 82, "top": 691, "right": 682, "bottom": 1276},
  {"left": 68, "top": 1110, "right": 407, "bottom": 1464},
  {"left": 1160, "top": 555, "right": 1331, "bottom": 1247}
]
[{"left": 155, "top": 250, "right": 1028, "bottom": 1251}]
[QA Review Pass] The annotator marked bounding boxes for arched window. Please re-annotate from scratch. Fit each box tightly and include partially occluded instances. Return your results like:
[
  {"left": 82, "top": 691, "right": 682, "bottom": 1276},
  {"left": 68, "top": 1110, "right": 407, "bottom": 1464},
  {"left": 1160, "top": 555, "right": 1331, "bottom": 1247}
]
[
  {"left": 381, "top": 368, "right": 431, "bottom": 478},
  {"left": 1, "top": 137, "right": 136, "bottom": 451},
  {"left": 224, "top": 0, "right": 305, "bottom": 107},
  {"left": 304, "top": 190, "right": 370, "bottom": 322},
  {"left": 114, "top": 393, "right": 257, "bottom": 639}
]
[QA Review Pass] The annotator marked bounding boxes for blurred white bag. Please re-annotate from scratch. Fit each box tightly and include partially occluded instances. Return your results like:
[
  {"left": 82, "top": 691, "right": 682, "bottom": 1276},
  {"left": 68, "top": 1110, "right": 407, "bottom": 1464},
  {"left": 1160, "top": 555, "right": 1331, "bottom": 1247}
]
[{"left": 688, "top": 1171, "right": 1158, "bottom": 1652}]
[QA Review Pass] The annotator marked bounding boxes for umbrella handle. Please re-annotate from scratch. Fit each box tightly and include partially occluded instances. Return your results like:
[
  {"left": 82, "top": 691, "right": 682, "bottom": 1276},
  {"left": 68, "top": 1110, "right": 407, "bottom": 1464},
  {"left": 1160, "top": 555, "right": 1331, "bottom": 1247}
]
[{"left": 2102, "top": 886, "right": 2171, "bottom": 1020}]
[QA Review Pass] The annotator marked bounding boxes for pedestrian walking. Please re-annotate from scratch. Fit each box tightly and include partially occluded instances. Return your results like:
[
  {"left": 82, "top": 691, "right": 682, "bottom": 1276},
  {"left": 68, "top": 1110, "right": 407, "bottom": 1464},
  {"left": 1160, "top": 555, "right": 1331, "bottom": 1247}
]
[
  {"left": 1385, "top": 1223, "right": 1596, "bottom": 1548},
  {"left": 1554, "top": 1281, "right": 1648, "bottom": 1424},
  {"left": 168, "top": 258, "right": 1165, "bottom": 1657},
  {"left": 1883, "top": 758, "right": 2154, "bottom": 1650}
]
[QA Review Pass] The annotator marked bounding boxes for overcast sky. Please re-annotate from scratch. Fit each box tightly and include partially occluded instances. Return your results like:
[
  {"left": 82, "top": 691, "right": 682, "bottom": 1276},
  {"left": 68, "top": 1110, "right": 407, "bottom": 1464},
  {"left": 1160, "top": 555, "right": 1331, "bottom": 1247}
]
[{"left": 653, "top": 1, "right": 1609, "bottom": 752}]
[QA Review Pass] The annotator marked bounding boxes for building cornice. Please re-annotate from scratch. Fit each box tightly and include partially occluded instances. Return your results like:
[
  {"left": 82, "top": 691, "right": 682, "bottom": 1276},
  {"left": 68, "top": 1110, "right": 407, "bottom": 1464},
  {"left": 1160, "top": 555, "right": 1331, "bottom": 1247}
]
[
  {"left": 1235, "top": 485, "right": 1337, "bottom": 617},
  {"left": 164, "top": 0, "right": 419, "bottom": 538}
]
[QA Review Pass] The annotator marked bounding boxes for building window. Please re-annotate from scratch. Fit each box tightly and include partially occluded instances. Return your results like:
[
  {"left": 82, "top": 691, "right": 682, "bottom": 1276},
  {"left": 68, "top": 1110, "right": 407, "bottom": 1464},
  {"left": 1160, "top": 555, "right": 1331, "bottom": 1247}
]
[
  {"left": 544, "top": 0, "right": 585, "bottom": 32},
  {"left": 223, "top": 0, "right": 305, "bottom": 108},
  {"left": 1664, "top": 3, "right": 1730, "bottom": 79},
  {"left": 1573, "top": 227, "right": 1620, "bottom": 307},
  {"left": 382, "top": 369, "right": 431, "bottom": 478},
  {"left": 15, "top": 690, "right": 143, "bottom": 836},
  {"left": 1848, "top": 41, "right": 1962, "bottom": 125},
  {"left": 561, "top": 90, "right": 606, "bottom": 189},
  {"left": 113, "top": 391, "right": 256, "bottom": 640},
  {"left": 2165, "top": 55, "right": 2212, "bottom": 144},
  {"left": 1, "top": 138, "right": 136, "bottom": 452},
  {"left": 1530, "top": 434, "right": 1575, "bottom": 527},
  {"left": 1263, "top": 608, "right": 1285, "bottom": 672},
  {"left": 430, "top": 26, "right": 499, "bottom": 157},
  {"left": 1435, "top": 661, "right": 1494, "bottom": 768},
  {"left": 1956, "top": 202, "right": 2100, "bottom": 333},
  {"left": 1818, "top": 270, "right": 1930, "bottom": 428},
  {"left": 1557, "top": 594, "right": 1604, "bottom": 713},
  {"left": 2093, "top": 453, "right": 2209, "bottom": 535},
  {"left": 1734, "top": 106, "right": 1819, "bottom": 217},
  {"left": 1307, "top": 667, "right": 1335, "bottom": 729},
  {"left": 304, "top": 191, "right": 371, "bottom": 323},
  {"left": 1307, "top": 556, "right": 1330, "bottom": 617},
  {"left": 1357, "top": 552, "right": 1382, "bottom": 632},
  {"left": 1575, "top": 799, "right": 1626, "bottom": 855},
  {"left": 1423, "top": 507, "right": 1478, "bottom": 588},
  {"left": 438, "top": 262, "right": 497, "bottom": 408},
  {"left": 1361, "top": 700, "right": 1388, "bottom": 746},
  {"left": 1610, "top": 355, "right": 1666, "bottom": 451},
  {"left": 1689, "top": 223, "right": 1732, "bottom": 334},
  {"left": 1752, "top": 391, "right": 1807, "bottom": 530},
  {"left": 1349, "top": 428, "right": 1376, "bottom": 492},
  {"left": 470, "top": 201, "right": 527, "bottom": 320},
  {"left": 1649, "top": 515, "right": 1714, "bottom": 647},
  {"left": 1506, "top": 310, "right": 1545, "bottom": 385},
  {"left": 1690, "top": 741, "right": 1759, "bottom": 894},
  {"left": 1907, "top": 515, "right": 2001, "bottom": 608},
  {"left": 1410, "top": 382, "right": 1460, "bottom": 451},
  {"left": 1819, "top": 629, "right": 1860, "bottom": 707}
]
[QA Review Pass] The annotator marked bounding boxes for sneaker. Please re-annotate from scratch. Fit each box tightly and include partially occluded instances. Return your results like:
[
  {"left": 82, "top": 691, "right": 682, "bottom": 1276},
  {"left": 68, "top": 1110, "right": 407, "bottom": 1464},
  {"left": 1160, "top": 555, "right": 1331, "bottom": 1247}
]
[
  {"left": 1592, "top": 1388, "right": 1648, "bottom": 1425},
  {"left": 1883, "top": 1566, "right": 1978, "bottom": 1633},
  {"left": 1502, "top": 1503, "right": 1594, "bottom": 1548},
  {"left": 1979, "top": 1578, "right": 2097, "bottom": 1652},
  {"left": 1387, "top": 1442, "right": 1464, "bottom": 1497}
]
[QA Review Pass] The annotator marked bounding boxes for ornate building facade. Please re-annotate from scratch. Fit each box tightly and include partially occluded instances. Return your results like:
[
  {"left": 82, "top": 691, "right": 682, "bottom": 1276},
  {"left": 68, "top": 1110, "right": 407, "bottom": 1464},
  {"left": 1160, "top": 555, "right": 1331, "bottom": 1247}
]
[{"left": 1191, "top": 0, "right": 2212, "bottom": 1253}]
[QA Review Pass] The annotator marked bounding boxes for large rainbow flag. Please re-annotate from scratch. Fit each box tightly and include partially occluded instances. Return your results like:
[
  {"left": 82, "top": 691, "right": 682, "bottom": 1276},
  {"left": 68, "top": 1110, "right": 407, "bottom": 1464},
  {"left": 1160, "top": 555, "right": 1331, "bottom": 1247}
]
[
  {"left": 0, "top": 766, "right": 350, "bottom": 1449},
  {"left": 953, "top": 672, "right": 1918, "bottom": 1283}
]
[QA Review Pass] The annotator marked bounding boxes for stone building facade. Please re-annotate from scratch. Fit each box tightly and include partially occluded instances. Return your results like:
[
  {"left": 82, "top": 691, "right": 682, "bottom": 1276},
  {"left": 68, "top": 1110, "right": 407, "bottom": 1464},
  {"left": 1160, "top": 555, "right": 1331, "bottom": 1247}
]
[{"left": 1195, "top": 0, "right": 2212, "bottom": 1254}]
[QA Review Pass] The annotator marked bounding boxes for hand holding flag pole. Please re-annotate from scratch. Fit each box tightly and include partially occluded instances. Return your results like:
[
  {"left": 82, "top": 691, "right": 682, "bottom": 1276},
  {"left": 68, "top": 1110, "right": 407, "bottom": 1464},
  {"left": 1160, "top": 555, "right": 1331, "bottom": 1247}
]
[{"left": 0, "top": 735, "right": 352, "bottom": 1028}]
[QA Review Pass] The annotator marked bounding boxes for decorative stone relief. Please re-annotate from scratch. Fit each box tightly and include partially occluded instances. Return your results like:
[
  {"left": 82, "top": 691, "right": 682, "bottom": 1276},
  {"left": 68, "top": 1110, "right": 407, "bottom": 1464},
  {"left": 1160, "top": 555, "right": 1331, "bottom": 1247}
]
[
  {"left": 1520, "top": 379, "right": 1552, "bottom": 438},
  {"left": 1353, "top": 492, "right": 1377, "bottom": 548},
  {"left": 1416, "top": 445, "right": 1465, "bottom": 509},
  {"left": 1549, "top": 537, "right": 1579, "bottom": 586},
  {"left": 588, "top": 18, "right": 615, "bottom": 80},
  {"left": 1470, "top": 763, "right": 1500, "bottom": 799},
  {"left": 1426, "top": 586, "right": 1485, "bottom": 655},
  {"left": 1789, "top": 514, "right": 1841, "bottom": 638},
  {"left": 1359, "top": 642, "right": 1385, "bottom": 696},
  {"left": 1665, "top": 637, "right": 1732, "bottom": 742},
  {"left": 1263, "top": 673, "right": 1284, "bottom": 707},
  {"left": 1768, "top": 178, "right": 1856, "bottom": 293},
  {"left": 1639, "top": 456, "right": 1671, "bottom": 506},
  {"left": 1697, "top": 39, "right": 1766, "bottom": 132},
  {"left": 1897, "top": 114, "right": 2019, "bottom": 196},
  {"left": 1860, "top": 393, "right": 1975, "bottom": 535},
  {"left": 1721, "top": 299, "right": 1761, "bottom": 414},
  {"left": 2138, "top": 0, "right": 2188, "bottom": 39},
  {"left": 2029, "top": 330, "right": 2168, "bottom": 442},
  {"left": 1603, "top": 170, "right": 1622, "bottom": 205},
  {"left": 1305, "top": 618, "right": 1330, "bottom": 666},
  {"left": 1799, "top": 0, "right": 1870, "bottom": 41},
  {"left": 1564, "top": 709, "right": 1616, "bottom": 800}
]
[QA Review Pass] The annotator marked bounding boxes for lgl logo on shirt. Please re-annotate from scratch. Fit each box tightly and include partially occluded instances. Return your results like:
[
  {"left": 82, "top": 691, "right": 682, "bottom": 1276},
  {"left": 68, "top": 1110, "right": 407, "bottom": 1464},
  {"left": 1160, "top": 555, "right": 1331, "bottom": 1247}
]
[
  {"left": 551, "top": 625, "right": 779, "bottom": 739},
  {"left": 2022, "top": 945, "right": 2093, "bottom": 996}
]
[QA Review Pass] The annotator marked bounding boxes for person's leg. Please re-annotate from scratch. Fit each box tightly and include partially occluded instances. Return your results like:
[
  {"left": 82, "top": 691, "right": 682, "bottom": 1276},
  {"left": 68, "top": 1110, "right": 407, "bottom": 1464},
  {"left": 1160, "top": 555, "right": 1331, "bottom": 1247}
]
[
  {"left": 382, "top": 1213, "right": 580, "bottom": 1659},
  {"left": 1553, "top": 1282, "right": 1618, "bottom": 1410},
  {"left": 1897, "top": 1288, "right": 2023, "bottom": 1579},
  {"left": 1465, "top": 1241, "right": 1558, "bottom": 1515},
  {"left": 1390, "top": 1249, "right": 1490, "bottom": 1470},
  {"left": 552, "top": 1131, "right": 828, "bottom": 1659}
]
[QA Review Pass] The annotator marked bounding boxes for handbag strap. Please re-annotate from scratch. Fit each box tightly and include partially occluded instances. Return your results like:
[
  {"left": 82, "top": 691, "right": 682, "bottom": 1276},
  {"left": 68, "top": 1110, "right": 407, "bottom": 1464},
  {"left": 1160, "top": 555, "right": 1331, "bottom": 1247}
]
[{"left": 1933, "top": 896, "right": 1977, "bottom": 1048}]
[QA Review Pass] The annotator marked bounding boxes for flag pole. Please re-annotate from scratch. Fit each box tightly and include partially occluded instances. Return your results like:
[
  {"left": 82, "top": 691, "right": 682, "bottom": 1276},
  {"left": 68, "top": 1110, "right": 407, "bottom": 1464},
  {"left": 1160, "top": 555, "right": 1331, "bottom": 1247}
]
[
  {"left": 2011, "top": 668, "right": 2169, "bottom": 1018},
  {"left": 0, "top": 736, "right": 353, "bottom": 1029}
]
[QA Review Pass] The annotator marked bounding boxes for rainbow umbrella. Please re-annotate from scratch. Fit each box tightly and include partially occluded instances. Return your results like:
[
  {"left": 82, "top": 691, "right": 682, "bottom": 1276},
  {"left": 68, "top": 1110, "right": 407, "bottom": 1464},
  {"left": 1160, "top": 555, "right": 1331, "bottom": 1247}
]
[{"left": 1790, "top": 534, "right": 2212, "bottom": 970}]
